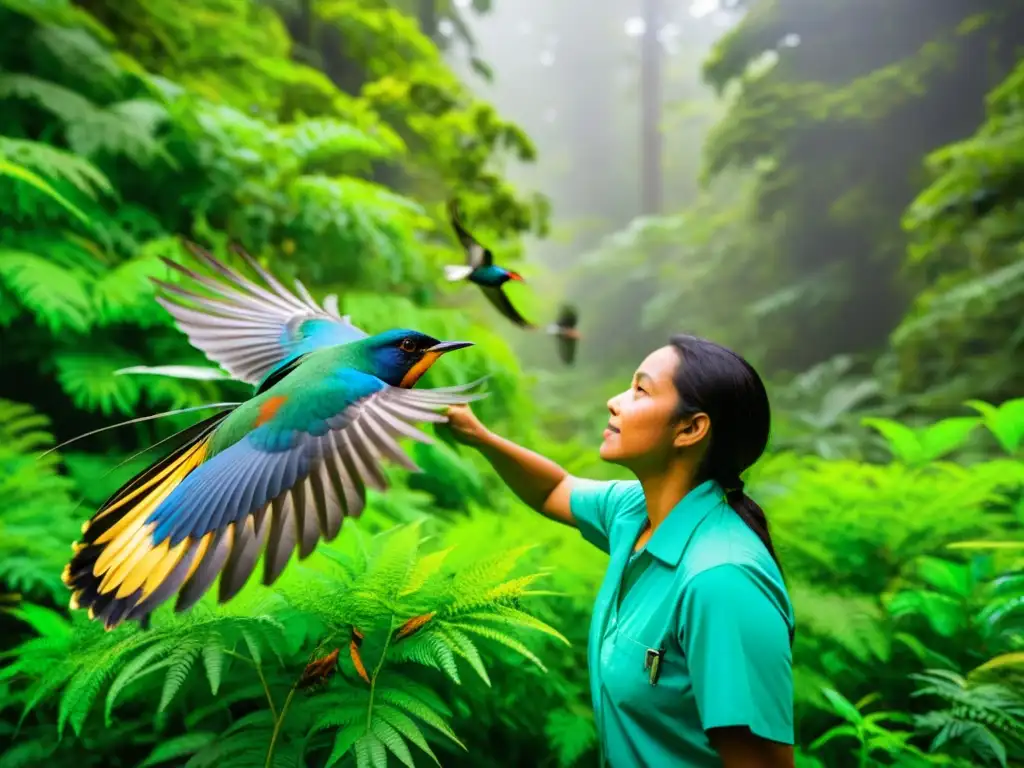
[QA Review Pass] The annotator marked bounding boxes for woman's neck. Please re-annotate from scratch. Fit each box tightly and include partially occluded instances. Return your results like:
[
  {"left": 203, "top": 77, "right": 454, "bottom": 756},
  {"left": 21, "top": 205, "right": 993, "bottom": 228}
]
[{"left": 637, "top": 459, "right": 699, "bottom": 531}]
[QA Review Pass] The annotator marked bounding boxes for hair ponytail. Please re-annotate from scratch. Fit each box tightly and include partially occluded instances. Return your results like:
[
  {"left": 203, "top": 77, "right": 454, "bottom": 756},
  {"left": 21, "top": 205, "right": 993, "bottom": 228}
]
[
  {"left": 722, "top": 482, "right": 782, "bottom": 573},
  {"left": 719, "top": 474, "right": 791, "bottom": 644},
  {"left": 668, "top": 335, "right": 783, "bottom": 574}
]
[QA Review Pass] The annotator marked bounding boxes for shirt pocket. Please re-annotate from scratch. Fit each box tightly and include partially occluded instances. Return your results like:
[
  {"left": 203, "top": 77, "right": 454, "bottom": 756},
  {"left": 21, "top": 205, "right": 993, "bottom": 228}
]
[{"left": 602, "top": 625, "right": 683, "bottom": 716}]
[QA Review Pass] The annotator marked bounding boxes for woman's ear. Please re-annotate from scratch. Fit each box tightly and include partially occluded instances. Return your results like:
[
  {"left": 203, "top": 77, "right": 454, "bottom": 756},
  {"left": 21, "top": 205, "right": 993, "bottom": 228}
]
[{"left": 674, "top": 412, "right": 710, "bottom": 449}]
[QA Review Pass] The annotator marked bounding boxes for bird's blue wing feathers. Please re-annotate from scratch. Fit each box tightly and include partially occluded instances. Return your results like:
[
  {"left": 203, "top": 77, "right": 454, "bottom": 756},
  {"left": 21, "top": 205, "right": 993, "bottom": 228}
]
[
  {"left": 70, "top": 375, "right": 485, "bottom": 627},
  {"left": 152, "top": 368, "right": 386, "bottom": 546},
  {"left": 153, "top": 243, "right": 369, "bottom": 387},
  {"left": 292, "top": 317, "right": 367, "bottom": 354}
]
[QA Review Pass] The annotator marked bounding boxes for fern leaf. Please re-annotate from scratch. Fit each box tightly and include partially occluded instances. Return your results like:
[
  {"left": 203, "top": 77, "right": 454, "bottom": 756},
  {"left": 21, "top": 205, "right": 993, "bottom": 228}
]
[
  {"left": 0, "top": 136, "right": 112, "bottom": 198},
  {"left": 471, "top": 606, "right": 572, "bottom": 646},
  {"left": 308, "top": 702, "right": 366, "bottom": 736},
  {"left": 376, "top": 705, "right": 440, "bottom": 765},
  {"left": 201, "top": 635, "right": 225, "bottom": 695},
  {"left": 104, "top": 639, "right": 172, "bottom": 724},
  {"left": 66, "top": 99, "right": 172, "bottom": 166},
  {"left": 400, "top": 546, "right": 455, "bottom": 596},
  {"left": 446, "top": 621, "right": 548, "bottom": 672},
  {"left": 326, "top": 726, "right": 362, "bottom": 767},
  {"left": 0, "top": 251, "right": 93, "bottom": 332},
  {"left": 32, "top": 23, "right": 122, "bottom": 94},
  {"left": 59, "top": 658, "right": 114, "bottom": 736},
  {"left": 386, "top": 631, "right": 459, "bottom": 681},
  {"left": 137, "top": 731, "right": 218, "bottom": 767},
  {"left": 91, "top": 253, "right": 165, "bottom": 327},
  {"left": 363, "top": 732, "right": 389, "bottom": 768},
  {"left": 362, "top": 523, "right": 422, "bottom": 601},
  {"left": 0, "top": 157, "right": 89, "bottom": 224},
  {"left": 371, "top": 717, "right": 415, "bottom": 768},
  {"left": 440, "top": 625, "right": 490, "bottom": 685},
  {"left": 53, "top": 349, "right": 141, "bottom": 416},
  {"left": 545, "top": 709, "right": 598, "bottom": 768},
  {"left": 0, "top": 72, "right": 97, "bottom": 124},
  {"left": 375, "top": 688, "right": 463, "bottom": 749}
]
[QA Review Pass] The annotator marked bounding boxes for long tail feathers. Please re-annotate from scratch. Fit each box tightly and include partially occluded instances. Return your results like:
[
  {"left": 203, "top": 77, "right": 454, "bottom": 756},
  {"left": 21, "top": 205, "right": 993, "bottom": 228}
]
[
  {"left": 64, "top": 409, "right": 233, "bottom": 630},
  {"left": 39, "top": 402, "right": 241, "bottom": 460},
  {"left": 443, "top": 264, "right": 474, "bottom": 282}
]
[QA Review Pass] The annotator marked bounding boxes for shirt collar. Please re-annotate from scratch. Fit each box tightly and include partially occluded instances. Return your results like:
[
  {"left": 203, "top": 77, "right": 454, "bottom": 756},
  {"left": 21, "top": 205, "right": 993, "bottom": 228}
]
[{"left": 644, "top": 479, "right": 724, "bottom": 566}]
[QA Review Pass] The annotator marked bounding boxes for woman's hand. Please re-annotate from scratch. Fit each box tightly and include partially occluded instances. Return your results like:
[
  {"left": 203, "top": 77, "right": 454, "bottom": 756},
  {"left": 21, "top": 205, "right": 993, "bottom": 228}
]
[{"left": 443, "top": 403, "right": 490, "bottom": 447}]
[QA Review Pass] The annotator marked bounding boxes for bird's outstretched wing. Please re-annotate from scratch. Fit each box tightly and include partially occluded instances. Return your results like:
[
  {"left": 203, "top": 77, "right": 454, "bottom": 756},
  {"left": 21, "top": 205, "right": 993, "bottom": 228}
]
[
  {"left": 153, "top": 242, "right": 368, "bottom": 387},
  {"left": 481, "top": 285, "right": 533, "bottom": 329},
  {"left": 447, "top": 199, "right": 491, "bottom": 269},
  {"left": 64, "top": 374, "right": 488, "bottom": 630}
]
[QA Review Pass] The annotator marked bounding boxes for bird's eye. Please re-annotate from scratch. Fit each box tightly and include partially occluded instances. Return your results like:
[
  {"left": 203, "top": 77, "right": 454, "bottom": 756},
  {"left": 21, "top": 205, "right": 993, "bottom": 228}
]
[{"left": 399, "top": 338, "right": 417, "bottom": 353}]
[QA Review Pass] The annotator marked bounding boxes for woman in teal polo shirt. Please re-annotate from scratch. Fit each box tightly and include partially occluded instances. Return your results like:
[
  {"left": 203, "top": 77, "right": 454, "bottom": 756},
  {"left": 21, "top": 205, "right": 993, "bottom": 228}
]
[{"left": 445, "top": 334, "right": 795, "bottom": 767}]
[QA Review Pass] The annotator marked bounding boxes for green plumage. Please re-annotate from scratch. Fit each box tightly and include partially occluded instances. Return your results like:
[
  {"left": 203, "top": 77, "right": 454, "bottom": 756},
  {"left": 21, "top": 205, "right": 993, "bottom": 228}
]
[{"left": 208, "top": 340, "right": 380, "bottom": 454}]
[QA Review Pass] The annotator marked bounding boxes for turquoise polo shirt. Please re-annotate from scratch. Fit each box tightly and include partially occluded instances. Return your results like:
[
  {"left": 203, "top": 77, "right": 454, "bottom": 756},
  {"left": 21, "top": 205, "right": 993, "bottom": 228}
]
[{"left": 570, "top": 477, "right": 795, "bottom": 767}]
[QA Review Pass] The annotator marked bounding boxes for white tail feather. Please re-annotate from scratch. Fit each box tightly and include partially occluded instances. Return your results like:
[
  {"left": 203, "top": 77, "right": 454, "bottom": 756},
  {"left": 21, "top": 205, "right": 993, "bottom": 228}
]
[{"left": 443, "top": 264, "right": 474, "bottom": 281}]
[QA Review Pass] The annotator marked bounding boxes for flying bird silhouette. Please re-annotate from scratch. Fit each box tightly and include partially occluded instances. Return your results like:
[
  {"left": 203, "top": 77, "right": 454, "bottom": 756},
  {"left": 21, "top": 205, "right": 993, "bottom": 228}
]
[
  {"left": 443, "top": 199, "right": 534, "bottom": 329},
  {"left": 62, "top": 243, "right": 486, "bottom": 631}
]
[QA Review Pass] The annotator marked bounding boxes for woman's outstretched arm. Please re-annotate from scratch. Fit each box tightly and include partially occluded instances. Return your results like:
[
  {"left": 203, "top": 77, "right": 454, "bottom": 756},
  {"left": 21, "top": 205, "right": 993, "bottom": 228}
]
[{"left": 444, "top": 404, "right": 578, "bottom": 526}]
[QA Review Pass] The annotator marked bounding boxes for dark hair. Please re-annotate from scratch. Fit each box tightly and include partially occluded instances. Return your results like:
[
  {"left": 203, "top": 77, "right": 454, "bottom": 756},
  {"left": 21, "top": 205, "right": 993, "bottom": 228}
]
[{"left": 668, "top": 334, "right": 782, "bottom": 572}]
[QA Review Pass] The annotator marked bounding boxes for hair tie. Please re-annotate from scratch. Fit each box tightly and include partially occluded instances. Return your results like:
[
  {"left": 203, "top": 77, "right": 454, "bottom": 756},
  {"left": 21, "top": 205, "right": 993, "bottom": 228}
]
[{"left": 723, "top": 477, "right": 745, "bottom": 497}]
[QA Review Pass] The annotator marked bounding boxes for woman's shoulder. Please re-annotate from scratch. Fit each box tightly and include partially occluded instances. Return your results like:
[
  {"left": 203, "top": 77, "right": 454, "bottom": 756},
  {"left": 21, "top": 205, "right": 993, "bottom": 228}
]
[
  {"left": 681, "top": 504, "right": 788, "bottom": 594},
  {"left": 572, "top": 477, "right": 646, "bottom": 516}
]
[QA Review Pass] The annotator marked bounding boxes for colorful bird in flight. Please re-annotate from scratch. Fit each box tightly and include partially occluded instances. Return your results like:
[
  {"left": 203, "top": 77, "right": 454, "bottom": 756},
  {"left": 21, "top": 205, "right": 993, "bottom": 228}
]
[
  {"left": 443, "top": 199, "right": 534, "bottom": 329},
  {"left": 63, "top": 243, "right": 486, "bottom": 631}
]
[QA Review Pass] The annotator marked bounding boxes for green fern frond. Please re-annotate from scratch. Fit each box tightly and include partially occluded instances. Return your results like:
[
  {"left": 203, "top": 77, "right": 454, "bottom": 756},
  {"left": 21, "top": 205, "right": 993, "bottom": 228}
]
[
  {"left": 545, "top": 708, "right": 598, "bottom": 768},
  {"left": 31, "top": 23, "right": 123, "bottom": 95},
  {"left": 0, "top": 400, "right": 79, "bottom": 599},
  {"left": 0, "top": 137, "right": 112, "bottom": 199},
  {"left": 446, "top": 621, "right": 548, "bottom": 672},
  {"left": 66, "top": 99, "right": 172, "bottom": 165},
  {"left": 91, "top": 253, "right": 166, "bottom": 327},
  {"left": 438, "top": 625, "right": 489, "bottom": 685},
  {"left": 157, "top": 639, "right": 202, "bottom": 713},
  {"left": 376, "top": 705, "right": 440, "bottom": 765},
  {"left": 53, "top": 348, "right": 141, "bottom": 415},
  {"left": 0, "top": 72, "right": 98, "bottom": 125},
  {"left": 0, "top": 250, "right": 93, "bottom": 332},
  {"left": 279, "top": 118, "right": 395, "bottom": 173},
  {"left": 0, "top": 0, "right": 115, "bottom": 43},
  {"left": 387, "top": 631, "right": 461, "bottom": 684},
  {"left": 370, "top": 717, "right": 415, "bottom": 767},
  {"left": 136, "top": 731, "right": 218, "bottom": 767},
  {"left": 400, "top": 546, "right": 455, "bottom": 597}
]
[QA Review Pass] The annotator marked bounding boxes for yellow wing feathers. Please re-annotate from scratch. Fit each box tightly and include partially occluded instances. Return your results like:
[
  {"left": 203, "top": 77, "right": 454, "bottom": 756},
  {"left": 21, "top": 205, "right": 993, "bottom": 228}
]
[{"left": 63, "top": 438, "right": 210, "bottom": 625}]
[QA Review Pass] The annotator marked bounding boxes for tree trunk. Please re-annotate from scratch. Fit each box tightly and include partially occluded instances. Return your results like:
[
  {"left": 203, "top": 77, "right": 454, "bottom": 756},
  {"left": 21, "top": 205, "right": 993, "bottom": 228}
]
[
  {"left": 418, "top": 0, "right": 437, "bottom": 39},
  {"left": 640, "top": 0, "right": 663, "bottom": 215}
]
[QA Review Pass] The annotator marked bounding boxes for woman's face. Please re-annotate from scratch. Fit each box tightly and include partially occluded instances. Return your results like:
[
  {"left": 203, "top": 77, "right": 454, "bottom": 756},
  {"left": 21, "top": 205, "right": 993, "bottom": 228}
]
[{"left": 600, "top": 345, "right": 691, "bottom": 470}]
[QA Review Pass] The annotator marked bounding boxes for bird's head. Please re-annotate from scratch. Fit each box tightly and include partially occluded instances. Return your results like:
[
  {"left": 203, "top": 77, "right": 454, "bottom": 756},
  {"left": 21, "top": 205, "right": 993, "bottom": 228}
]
[{"left": 364, "top": 329, "right": 474, "bottom": 388}]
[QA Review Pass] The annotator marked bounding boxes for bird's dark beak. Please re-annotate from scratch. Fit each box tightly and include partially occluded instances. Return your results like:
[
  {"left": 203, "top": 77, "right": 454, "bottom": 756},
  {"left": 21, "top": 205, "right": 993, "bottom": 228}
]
[{"left": 426, "top": 341, "right": 474, "bottom": 354}]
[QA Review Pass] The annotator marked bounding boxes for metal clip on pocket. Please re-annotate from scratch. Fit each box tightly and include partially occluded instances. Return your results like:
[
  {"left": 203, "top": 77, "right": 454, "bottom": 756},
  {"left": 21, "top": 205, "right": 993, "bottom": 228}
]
[{"left": 644, "top": 647, "right": 664, "bottom": 686}]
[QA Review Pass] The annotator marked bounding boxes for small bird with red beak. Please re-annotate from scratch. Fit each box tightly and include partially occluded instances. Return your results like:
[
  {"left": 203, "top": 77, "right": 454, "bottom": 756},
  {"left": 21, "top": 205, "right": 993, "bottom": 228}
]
[{"left": 443, "top": 199, "right": 534, "bottom": 328}]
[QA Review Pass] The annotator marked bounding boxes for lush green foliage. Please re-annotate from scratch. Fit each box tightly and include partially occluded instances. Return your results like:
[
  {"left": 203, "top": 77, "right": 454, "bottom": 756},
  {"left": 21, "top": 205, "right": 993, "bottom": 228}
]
[
  {"left": 3, "top": 1, "right": 1024, "bottom": 767},
  {"left": 565, "top": 1, "right": 1024, "bottom": 419}
]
